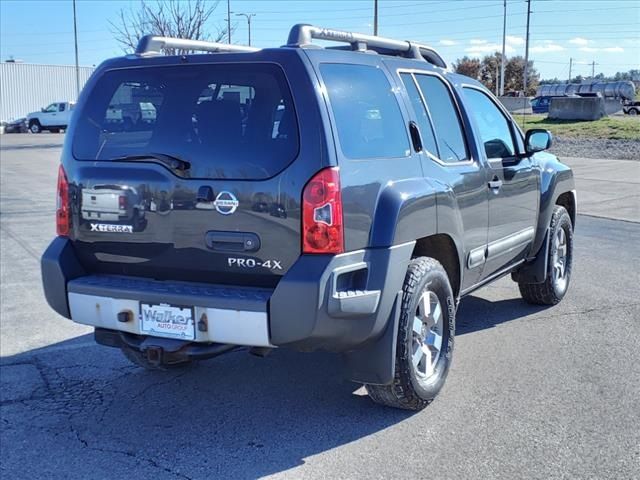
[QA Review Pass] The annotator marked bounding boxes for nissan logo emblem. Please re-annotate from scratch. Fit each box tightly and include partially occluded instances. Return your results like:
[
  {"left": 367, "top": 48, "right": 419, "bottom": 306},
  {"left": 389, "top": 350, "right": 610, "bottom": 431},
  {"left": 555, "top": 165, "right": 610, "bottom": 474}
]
[{"left": 213, "top": 191, "right": 239, "bottom": 215}]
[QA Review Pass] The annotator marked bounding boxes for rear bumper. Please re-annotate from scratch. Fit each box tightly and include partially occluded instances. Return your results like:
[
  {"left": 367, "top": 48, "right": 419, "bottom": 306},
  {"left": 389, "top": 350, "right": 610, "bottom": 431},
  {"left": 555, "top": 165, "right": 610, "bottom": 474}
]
[{"left": 41, "top": 237, "right": 413, "bottom": 352}]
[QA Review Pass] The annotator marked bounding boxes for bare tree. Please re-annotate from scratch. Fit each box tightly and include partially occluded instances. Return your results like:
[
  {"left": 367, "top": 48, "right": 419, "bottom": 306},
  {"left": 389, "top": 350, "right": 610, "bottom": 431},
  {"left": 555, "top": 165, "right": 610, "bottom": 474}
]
[{"left": 110, "top": 0, "right": 233, "bottom": 55}]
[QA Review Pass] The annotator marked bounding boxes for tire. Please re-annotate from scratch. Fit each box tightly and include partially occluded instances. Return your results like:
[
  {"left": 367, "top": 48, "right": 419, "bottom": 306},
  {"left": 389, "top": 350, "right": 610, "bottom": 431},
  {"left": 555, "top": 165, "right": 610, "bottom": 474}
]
[
  {"left": 121, "top": 345, "right": 193, "bottom": 371},
  {"left": 628, "top": 108, "right": 638, "bottom": 116},
  {"left": 518, "top": 205, "right": 573, "bottom": 305},
  {"left": 366, "top": 257, "right": 456, "bottom": 410},
  {"left": 29, "top": 121, "right": 41, "bottom": 134}
]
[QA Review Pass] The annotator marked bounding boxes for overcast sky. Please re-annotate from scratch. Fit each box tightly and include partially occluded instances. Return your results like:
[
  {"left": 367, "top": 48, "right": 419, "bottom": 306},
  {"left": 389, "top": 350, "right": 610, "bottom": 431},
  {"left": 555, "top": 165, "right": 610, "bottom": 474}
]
[{"left": 1, "top": 0, "right": 638, "bottom": 79}]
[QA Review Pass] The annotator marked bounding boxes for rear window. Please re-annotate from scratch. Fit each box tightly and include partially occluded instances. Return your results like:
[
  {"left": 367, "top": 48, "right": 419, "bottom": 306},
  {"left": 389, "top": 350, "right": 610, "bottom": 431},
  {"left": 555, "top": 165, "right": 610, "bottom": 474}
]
[
  {"left": 73, "top": 63, "right": 298, "bottom": 180},
  {"left": 320, "top": 64, "right": 410, "bottom": 159}
]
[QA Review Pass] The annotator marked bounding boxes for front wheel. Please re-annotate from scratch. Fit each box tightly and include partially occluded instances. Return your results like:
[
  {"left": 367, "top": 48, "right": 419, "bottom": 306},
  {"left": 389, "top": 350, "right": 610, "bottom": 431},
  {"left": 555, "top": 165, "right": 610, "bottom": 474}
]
[
  {"left": 628, "top": 108, "right": 638, "bottom": 116},
  {"left": 518, "top": 205, "right": 574, "bottom": 305},
  {"left": 366, "top": 257, "right": 455, "bottom": 410},
  {"left": 29, "top": 121, "right": 41, "bottom": 134}
]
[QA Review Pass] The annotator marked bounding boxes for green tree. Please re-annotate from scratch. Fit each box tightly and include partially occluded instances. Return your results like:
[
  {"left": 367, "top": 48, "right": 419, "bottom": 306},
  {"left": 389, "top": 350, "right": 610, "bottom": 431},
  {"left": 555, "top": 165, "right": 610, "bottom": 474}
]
[
  {"left": 453, "top": 56, "right": 481, "bottom": 79},
  {"left": 453, "top": 54, "right": 539, "bottom": 96}
]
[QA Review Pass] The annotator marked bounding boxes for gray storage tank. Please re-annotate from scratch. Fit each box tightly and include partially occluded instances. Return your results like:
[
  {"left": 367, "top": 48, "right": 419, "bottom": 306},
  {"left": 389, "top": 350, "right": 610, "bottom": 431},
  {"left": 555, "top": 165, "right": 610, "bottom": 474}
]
[{"left": 537, "top": 81, "right": 635, "bottom": 100}]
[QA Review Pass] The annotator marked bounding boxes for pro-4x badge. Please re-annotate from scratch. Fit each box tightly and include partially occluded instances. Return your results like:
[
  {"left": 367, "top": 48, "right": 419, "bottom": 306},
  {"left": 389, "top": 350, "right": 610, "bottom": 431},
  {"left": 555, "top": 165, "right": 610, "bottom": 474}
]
[
  {"left": 213, "top": 191, "right": 239, "bottom": 215},
  {"left": 90, "top": 223, "right": 133, "bottom": 233}
]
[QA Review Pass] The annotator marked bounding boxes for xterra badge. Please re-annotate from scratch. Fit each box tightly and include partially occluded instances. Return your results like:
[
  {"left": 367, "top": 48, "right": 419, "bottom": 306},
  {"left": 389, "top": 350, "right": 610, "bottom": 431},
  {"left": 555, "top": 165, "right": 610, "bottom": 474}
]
[
  {"left": 214, "top": 191, "right": 239, "bottom": 215},
  {"left": 90, "top": 223, "right": 133, "bottom": 233}
]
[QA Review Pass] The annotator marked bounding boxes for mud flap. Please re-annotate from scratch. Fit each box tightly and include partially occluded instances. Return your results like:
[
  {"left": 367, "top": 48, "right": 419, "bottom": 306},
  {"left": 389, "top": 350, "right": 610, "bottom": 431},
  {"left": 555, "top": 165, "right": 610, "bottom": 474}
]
[
  {"left": 342, "top": 290, "right": 402, "bottom": 385},
  {"left": 512, "top": 228, "right": 550, "bottom": 284}
]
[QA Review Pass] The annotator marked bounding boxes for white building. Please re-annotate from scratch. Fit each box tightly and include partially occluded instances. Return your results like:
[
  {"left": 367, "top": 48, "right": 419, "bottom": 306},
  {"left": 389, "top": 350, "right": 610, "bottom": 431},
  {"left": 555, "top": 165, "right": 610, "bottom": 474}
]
[{"left": 0, "top": 62, "right": 95, "bottom": 121}]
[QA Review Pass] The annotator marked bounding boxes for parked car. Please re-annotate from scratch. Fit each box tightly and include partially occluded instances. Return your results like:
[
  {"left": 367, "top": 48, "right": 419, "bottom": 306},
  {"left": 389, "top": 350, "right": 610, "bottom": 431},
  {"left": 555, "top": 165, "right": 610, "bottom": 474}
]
[
  {"left": 623, "top": 100, "right": 640, "bottom": 116},
  {"left": 26, "top": 101, "right": 75, "bottom": 133},
  {"left": 530, "top": 95, "right": 565, "bottom": 114},
  {"left": 2, "top": 117, "right": 27, "bottom": 133},
  {"left": 41, "top": 25, "right": 576, "bottom": 410}
]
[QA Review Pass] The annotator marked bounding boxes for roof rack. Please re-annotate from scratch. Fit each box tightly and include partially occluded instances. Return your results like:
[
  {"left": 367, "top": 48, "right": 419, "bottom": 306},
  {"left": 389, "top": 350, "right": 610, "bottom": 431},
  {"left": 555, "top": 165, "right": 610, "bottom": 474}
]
[
  {"left": 135, "top": 35, "right": 259, "bottom": 56},
  {"left": 286, "top": 24, "right": 447, "bottom": 69}
]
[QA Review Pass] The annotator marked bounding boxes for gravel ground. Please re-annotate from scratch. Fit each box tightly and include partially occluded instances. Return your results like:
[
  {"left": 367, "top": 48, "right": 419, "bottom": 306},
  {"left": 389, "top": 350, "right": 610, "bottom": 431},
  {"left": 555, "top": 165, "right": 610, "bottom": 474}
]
[{"left": 551, "top": 137, "right": 640, "bottom": 161}]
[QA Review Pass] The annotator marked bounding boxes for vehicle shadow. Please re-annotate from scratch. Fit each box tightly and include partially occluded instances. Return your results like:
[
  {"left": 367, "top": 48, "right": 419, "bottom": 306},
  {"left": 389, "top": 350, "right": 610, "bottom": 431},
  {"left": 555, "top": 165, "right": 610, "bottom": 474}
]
[
  {"left": 456, "top": 295, "right": 549, "bottom": 335},
  {"left": 1, "top": 294, "right": 545, "bottom": 478}
]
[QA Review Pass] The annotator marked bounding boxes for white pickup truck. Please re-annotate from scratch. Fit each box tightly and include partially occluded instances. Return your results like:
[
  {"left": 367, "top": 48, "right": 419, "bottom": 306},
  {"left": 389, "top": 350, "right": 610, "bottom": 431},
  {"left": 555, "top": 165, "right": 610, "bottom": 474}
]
[{"left": 26, "top": 101, "right": 75, "bottom": 133}]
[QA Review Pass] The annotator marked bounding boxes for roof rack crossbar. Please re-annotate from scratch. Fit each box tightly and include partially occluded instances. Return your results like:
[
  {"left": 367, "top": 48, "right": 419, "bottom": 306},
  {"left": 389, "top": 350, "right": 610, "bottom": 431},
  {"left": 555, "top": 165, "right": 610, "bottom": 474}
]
[
  {"left": 135, "top": 35, "right": 259, "bottom": 56},
  {"left": 286, "top": 24, "right": 447, "bottom": 69}
]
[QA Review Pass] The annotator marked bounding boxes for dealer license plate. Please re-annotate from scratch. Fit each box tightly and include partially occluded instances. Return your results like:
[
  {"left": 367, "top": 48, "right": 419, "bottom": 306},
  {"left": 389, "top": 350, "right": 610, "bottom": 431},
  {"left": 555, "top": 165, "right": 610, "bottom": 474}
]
[{"left": 140, "top": 303, "right": 195, "bottom": 340}]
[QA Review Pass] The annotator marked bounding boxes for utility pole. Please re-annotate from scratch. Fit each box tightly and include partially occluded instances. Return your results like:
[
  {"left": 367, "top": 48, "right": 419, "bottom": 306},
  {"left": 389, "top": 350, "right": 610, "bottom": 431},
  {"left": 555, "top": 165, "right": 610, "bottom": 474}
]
[
  {"left": 591, "top": 60, "right": 596, "bottom": 79},
  {"left": 227, "top": 0, "right": 231, "bottom": 44},
  {"left": 523, "top": 0, "right": 531, "bottom": 96},
  {"left": 72, "top": 0, "right": 80, "bottom": 99},
  {"left": 500, "top": 0, "right": 506, "bottom": 96},
  {"left": 235, "top": 13, "right": 255, "bottom": 46},
  {"left": 496, "top": 62, "right": 500, "bottom": 96},
  {"left": 568, "top": 57, "right": 572, "bottom": 83},
  {"left": 373, "top": 0, "right": 378, "bottom": 35}
]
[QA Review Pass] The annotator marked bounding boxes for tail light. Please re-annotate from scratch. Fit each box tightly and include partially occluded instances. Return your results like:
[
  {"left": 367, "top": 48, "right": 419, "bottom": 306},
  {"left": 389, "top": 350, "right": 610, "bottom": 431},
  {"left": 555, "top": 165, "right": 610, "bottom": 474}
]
[
  {"left": 56, "top": 165, "right": 70, "bottom": 236},
  {"left": 302, "top": 167, "right": 344, "bottom": 254},
  {"left": 118, "top": 195, "right": 127, "bottom": 210}
]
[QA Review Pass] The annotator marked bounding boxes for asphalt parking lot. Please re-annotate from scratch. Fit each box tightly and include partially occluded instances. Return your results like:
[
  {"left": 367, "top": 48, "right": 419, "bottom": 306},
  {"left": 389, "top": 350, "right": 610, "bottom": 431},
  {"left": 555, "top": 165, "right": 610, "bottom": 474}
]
[{"left": 1, "top": 133, "right": 639, "bottom": 479}]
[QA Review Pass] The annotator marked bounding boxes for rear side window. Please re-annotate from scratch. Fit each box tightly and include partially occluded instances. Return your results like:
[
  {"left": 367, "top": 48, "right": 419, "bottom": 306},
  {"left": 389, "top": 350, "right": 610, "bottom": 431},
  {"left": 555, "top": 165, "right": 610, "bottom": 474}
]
[
  {"left": 320, "top": 64, "right": 410, "bottom": 159},
  {"left": 414, "top": 74, "right": 468, "bottom": 163},
  {"left": 72, "top": 63, "right": 298, "bottom": 180},
  {"left": 399, "top": 73, "right": 439, "bottom": 157}
]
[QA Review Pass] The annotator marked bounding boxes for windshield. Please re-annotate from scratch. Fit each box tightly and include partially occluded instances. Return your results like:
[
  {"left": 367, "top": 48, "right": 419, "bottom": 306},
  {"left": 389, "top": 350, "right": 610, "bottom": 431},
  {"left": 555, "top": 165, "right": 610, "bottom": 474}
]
[{"left": 72, "top": 63, "right": 299, "bottom": 180}]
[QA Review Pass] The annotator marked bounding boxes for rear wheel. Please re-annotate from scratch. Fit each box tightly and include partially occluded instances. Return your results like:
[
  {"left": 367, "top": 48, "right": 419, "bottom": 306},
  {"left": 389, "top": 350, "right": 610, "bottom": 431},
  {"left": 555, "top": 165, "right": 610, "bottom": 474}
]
[
  {"left": 121, "top": 345, "right": 193, "bottom": 371},
  {"left": 518, "top": 205, "right": 573, "bottom": 305},
  {"left": 29, "top": 120, "right": 41, "bottom": 133},
  {"left": 366, "top": 257, "right": 455, "bottom": 410}
]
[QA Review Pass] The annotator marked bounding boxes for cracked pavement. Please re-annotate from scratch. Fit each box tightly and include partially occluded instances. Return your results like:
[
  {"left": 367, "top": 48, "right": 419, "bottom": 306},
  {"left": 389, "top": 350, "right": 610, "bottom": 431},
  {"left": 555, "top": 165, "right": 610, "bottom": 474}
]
[{"left": 1, "top": 134, "right": 639, "bottom": 479}]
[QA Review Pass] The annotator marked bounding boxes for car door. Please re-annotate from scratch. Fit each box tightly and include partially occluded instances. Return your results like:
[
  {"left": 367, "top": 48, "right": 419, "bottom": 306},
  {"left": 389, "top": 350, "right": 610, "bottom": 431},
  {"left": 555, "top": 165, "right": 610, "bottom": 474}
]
[
  {"left": 398, "top": 70, "right": 489, "bottom": 289},
  {"left": 462, "top": 86, "right": 539, "bottom": 279},
  {"left": 57, "top": 102, "right": 68, "bottom": 125},
  {"left": 40, "top": 103, "right": 59, "bottom": 126}
]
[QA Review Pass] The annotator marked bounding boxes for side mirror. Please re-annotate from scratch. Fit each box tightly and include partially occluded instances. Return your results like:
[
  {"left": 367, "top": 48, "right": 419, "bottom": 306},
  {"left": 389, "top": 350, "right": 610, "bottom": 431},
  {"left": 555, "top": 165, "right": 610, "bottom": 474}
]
[
  {"left": 41, "top": 108, "right": 46, "bottom": 113},
  {"left": 525, "top": 129, "right": 553, "bottom": 154}
]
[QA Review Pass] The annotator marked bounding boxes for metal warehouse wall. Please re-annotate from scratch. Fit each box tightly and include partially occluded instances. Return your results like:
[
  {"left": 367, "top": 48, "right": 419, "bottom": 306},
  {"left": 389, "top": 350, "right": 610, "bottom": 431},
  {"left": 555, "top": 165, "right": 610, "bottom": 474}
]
[{"left": 0, "top": 63, "right": 95, "bottom": 121}]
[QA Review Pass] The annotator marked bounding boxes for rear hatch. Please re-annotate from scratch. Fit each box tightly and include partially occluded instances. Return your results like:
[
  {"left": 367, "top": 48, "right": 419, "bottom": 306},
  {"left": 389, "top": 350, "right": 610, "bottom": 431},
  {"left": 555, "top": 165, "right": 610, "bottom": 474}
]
[{"left": 67, "top": 56, "right": 320, "bottom": 287}]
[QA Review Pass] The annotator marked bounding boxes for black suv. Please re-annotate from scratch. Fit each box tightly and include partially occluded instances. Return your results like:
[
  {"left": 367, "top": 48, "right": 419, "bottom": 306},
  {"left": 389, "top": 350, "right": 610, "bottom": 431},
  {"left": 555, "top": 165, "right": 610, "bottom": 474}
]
[{"left": 42, "top": 25, "right": 576, "bottom": 410}]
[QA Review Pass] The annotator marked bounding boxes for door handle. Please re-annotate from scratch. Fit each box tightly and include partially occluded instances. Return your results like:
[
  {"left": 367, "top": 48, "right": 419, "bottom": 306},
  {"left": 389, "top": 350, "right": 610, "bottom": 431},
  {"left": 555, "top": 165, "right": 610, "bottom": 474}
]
[
  {"left": 205, "top": 231, "right": 260, "bottom": 252},
  {"left": 488, "top": 176, "right": 503, "bottom": 190}
]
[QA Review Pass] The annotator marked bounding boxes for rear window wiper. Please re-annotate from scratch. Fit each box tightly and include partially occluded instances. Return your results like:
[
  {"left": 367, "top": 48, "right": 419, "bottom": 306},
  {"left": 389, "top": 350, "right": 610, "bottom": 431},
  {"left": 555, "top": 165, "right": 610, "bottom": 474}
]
[{"left": 110, "top": 153, "right": 191, "bottom": 172}]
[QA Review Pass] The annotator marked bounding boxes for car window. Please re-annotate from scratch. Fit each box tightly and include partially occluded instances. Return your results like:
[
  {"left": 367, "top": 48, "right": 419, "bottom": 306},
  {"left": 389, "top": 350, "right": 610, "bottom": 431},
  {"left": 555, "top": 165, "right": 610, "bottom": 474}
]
[
  {"left": 414, "top": 75, "right": 468, "bottom": 163},
  {"left": 59, "top": 103, "right": 66, "bottom": 112},
  {"left": 72, "top": 63, "right": 299, "bottom": 180},
  {"left": 400, "top": 73, "right": 439, "bottom": 157},
  {"left": 320, "top": 63, "right": 410, "bottom": 159},
  {"left": 463, "top": 88, "right": 516, "bottom": 159},
  {"left": 44, "top": 104, "right": 58, "bottom": 113}
]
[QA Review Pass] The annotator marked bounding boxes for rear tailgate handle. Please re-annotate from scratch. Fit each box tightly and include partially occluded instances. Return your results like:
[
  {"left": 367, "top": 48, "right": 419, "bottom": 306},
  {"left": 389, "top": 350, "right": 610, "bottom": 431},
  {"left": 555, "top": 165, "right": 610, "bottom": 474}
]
[{"left": 205, "top": 231, "right": 260, "bottom": 252}]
